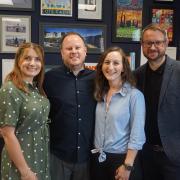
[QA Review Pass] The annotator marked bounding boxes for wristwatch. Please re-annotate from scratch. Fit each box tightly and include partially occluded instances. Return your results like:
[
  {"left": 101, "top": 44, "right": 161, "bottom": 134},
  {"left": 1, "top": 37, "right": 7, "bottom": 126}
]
[{"left": 123, "top": 163, "right": 134, "bottom": 171}]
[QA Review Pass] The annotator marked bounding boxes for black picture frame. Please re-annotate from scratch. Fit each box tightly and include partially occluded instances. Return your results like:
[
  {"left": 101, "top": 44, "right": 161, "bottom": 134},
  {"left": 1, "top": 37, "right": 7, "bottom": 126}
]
[
  {"left": 112, "top": 0, "right": 143, "bottom": 43},
  {"left": 39, "top": 22, "right": 106, "bottom": 54},
  {"left": 0, "top": 0, "right": 34, "bottom": 11},
  {"left": 154, "top": 0, "right": 174, "bottom": 2}
]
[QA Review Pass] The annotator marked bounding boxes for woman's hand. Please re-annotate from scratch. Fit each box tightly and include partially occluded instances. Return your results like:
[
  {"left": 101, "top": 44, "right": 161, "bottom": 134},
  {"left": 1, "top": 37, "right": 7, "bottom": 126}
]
[
  {"left": 21, "top": 169, "right": 38, "bottom": 180},
  {"left": 115, "top": 165, "right": 131, "bottom": 180}
]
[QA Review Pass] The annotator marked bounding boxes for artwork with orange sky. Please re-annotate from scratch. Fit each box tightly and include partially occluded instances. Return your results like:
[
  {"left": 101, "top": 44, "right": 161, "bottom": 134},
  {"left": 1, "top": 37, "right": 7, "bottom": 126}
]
[{"left": 114, "top": 0, "right": 143, "bottom": 42}]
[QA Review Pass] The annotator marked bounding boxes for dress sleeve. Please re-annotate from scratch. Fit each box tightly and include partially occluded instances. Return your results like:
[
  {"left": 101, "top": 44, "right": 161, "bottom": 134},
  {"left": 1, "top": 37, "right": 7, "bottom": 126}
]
[{"left": 0, "top": 82, "right": 21, "bottom": 127}]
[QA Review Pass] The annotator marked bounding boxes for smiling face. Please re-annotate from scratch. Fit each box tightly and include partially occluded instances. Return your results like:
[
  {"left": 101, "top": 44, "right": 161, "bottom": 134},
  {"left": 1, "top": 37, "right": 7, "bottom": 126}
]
[
  {"left": 18, "top": 48, "right": 42, "bottom": 83},
  {"left": 142, "top": 29, "right": 168, "bottom": 64},
  {"left": 102, "top": 51, "right": 124, "bottom": 85},
  {"left": 60, "top": 34, "right": 87, "bottom": 71}
]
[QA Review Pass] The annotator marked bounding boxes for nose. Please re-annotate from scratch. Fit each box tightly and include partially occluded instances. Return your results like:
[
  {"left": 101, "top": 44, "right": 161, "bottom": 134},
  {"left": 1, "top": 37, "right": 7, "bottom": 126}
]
[
  {"left": 108, "top": 62, "right": 114, "bottom": 69},
  {"left": 29, "top": 58, "right": 36, "bottom": 65},
  {"left": 150, "top": 43, "right": 156, "bottom": 49},
  {"left": 71, "top": 48, "right": 77, "bottom": 53}
]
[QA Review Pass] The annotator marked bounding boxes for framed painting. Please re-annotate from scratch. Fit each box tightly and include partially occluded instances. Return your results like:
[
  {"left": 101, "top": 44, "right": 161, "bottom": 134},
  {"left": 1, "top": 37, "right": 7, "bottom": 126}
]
[
  {"left": 112, "top": 0, "right": 143, "bottom": 42},
  {"left": 78, "top": 0, "right": 102, "bottom": 20},
  {"left": 152, "top": 8, "right": 174, "bottom": 43},
  {"left": 0, "top": 15, "right": 31, "bottom": 53},
  {"left": 39, "top": 22, "right": 106, "bottom": 54},
  {"left": 0, "top": 0, "right": 34, "bottom": 11},
  {"left": 40, "top": 0, "right": 73, "bottom": 17}
]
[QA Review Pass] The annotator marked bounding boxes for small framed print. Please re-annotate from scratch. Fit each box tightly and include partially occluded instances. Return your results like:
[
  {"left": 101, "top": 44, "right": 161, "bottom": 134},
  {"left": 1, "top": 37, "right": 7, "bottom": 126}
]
[
  {"left": 39, "top": 22, "right": 106, "bottom": 54},
  {"left": 0, "top": 0, "right": 34, "bottom": 11},
  {"left": 0, "top": 15, "right": 31, "bottom": 53},
  {"left": 78, "top": 0, "right": 102, "bottom": 20},
  {"left": 152, "top": 8, "right": 174, "bottom": 43},
  {"left": 84, "top": 62, "right": 97, "bottom": 70},
  {"left": 40, "top": 0, "right": 73, "bottom": 17}
]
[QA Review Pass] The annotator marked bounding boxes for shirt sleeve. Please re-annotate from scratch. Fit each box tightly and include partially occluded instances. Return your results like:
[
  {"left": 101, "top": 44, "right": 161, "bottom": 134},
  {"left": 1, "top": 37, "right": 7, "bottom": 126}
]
[
  {"left": 128, "top": 89, "right": 146, "bottom": 150},
  {"left": 0, "top": 82, "right": 21, "bottom": 127}
]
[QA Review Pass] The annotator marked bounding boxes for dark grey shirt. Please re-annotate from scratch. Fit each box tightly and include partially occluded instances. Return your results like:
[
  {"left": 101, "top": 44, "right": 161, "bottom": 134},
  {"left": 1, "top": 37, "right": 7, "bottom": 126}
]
[{"left": 44, "top": 65, "right": 96, "bottom": 163}]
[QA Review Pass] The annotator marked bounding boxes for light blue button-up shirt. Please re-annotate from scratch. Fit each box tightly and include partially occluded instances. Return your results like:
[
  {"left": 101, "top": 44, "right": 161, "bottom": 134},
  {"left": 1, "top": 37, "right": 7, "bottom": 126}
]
[{"left": 93, "top": 83, "right": 146, "bottom": 162}]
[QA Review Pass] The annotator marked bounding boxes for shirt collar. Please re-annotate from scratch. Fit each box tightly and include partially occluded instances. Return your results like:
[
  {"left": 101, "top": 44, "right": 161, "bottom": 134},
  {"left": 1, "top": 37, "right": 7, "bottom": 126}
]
[
  {"left": 24, "top": 81, "right": 38, "bottom": 91},
  {"left": 147, "top": 58, "right": 166, "bottom": 75},
  {"left": 118, "top": 82, "right": 131, "bottom": 97},
  {"left": 103, "top": 82, "right": 131, "bottom": 101},
  {"left": 63, "top": 64, "right": 85, "bottom": 75}
]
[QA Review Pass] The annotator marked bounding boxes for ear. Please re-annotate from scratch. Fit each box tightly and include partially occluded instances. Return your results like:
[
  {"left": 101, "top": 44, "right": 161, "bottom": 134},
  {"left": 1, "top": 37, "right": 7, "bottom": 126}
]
[
  {"left": 84, "top": 46, "right": 87, "bottom": 53},
  {"left": 165, "top": 38, "right": 169, "bottom": 47}
]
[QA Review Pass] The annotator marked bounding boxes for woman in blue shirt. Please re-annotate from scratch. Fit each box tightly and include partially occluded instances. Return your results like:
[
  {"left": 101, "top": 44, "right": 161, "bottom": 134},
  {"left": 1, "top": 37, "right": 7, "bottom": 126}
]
[{"left": 91, "top": 47, "right": 145, "bottom": 180}]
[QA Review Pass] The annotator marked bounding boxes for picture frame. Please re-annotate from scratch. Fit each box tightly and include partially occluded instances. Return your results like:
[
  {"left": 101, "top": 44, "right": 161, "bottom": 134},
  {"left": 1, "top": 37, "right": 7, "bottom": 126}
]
[
  {"left": 1, "top": 59, "right": 14, "bottom": 83},
  {"left": 0, "top": 0, "right": 34, "bottom": 11},
  {"left": 154, "top": 0, "right": 174, "bottom": 2},
  {"left": 112, "top": 0, "right": 143, "bottom": 42},
  {"left": 151, "top": 8, "right": 174, "bottom": 43},
  {"left": 0, "top": 15, "right": 31, "bottom": 53},
  {"left": 78, "top": 0, "right": 102, "bottom": 20},
  {"left": 84, "top": 62, "right": 97, "bottom": 70},
  {"left": 39, "top": 22, "right": 106, "bottom": 54},
  {"left": 40, "top": 0, "right": 73, "bottom": 17}
]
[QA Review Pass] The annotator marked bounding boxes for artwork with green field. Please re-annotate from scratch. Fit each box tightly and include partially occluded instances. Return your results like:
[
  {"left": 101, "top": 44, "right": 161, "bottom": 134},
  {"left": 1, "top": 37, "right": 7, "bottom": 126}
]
[{"left": 113, "top": 0, "right": 143, "bottom": 42}]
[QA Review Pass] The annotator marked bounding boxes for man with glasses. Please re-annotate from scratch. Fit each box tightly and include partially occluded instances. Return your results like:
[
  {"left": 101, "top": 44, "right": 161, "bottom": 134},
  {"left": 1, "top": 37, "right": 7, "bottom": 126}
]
[{"left": 134, "top": 23, "right": 180, "bottom": 180}]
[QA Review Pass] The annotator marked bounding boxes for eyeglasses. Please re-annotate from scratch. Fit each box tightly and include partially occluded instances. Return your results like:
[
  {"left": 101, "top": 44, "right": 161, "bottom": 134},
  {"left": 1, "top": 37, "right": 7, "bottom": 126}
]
[{"left": 142, "top": 40, "right": 166, "bottom": 48}]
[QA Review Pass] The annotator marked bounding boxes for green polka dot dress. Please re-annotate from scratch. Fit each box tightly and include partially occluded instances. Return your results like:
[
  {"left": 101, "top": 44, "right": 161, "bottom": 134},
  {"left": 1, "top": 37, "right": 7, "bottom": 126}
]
[{"left": 0, "top": 81, "right": 50, "bottom": 180}]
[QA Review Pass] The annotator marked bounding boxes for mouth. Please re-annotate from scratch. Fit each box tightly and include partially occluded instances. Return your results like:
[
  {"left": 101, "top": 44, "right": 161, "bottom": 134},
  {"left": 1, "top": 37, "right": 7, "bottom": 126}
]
[{"left": 27, "top": 67, "right": 38, "bottom": 72}]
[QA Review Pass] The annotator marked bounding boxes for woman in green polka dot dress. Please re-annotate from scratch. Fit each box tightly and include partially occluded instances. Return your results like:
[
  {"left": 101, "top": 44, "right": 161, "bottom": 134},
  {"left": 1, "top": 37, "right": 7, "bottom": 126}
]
[{"left": 0, "top": 43, "right": 50, "bottom": 180}]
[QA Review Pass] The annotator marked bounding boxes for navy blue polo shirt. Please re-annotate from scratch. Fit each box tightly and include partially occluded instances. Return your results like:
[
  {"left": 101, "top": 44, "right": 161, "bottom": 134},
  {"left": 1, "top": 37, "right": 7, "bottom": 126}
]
[{"left": 44, "top": 65, "right": 96, "bottom": 163}]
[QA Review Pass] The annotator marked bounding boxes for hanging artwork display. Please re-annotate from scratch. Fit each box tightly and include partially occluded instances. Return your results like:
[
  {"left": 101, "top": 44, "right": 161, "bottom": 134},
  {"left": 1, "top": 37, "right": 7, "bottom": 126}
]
[
  {"left": 112, "top": 0, "right": 143, "bottom": 42},
  {"left": 40, "top": 0, "right": 73, "bottom": 17},
  {"left": 152, "top": 8, "right": 174, "bottom": 43}
]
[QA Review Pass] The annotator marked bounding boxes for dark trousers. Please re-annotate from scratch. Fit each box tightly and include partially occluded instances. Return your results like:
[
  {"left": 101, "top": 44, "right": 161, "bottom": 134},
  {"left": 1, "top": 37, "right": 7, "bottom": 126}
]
[
  {"left": 90, "top": 152, "right": 142, "bottom": 180},
  {"left": 50, "top": 153, "right": 90, "bottom": 180},
  {"left": 141, "top": 143, "right": 180, "bottom": 180}
]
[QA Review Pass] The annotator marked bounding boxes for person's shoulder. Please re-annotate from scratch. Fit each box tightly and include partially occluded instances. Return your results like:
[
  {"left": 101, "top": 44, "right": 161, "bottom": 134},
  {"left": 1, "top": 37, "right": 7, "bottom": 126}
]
[
  {"left": 134, "top": 63, "right": 147, "bottom": 74},
  {"left": 45, "top": 65, "right": 64, "bottom": 79},
  {"left": 0, "top": 81, "right": 20, "bottom": 97},
  {"left": 166, "top": 56, "right": 180, "bottom": 70},
  {"left": 46, "top": 66, "right": 62, "bottom": 74},
  {"left": 0, "top": 81, "right": 16, "bottom": 91},
  {"left": 129, "top": 85, "right": 144, "bottom": 99}
]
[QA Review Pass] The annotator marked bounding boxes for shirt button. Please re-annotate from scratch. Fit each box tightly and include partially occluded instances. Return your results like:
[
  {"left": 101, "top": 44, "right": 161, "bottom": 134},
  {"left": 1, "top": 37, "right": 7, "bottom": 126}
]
[
  {"left": 78, "top": 105, "right": 80, "bottom": 108},
  {"left": 78, "top": 118, "right": 82, "bottom": 121},
  {"left": 77, "top": 90, "right": 79, "bottom": 94},
  {"left": 77, "top": 146, "right": 80, "bottom": 150},
  {"left": 78, "top": 132, "right": 81, "bottom": 135}
]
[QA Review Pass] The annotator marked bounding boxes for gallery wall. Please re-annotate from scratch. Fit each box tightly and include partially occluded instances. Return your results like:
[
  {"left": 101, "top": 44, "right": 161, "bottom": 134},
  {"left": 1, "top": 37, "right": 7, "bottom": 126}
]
[{"left": 0, "top": 0, "right": 180, "bottom": 85}]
